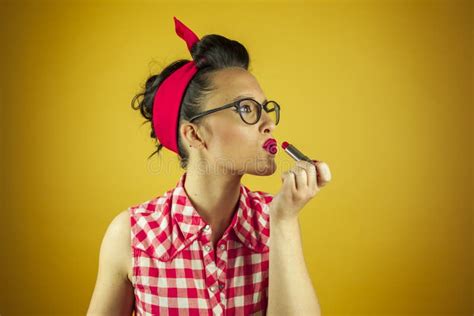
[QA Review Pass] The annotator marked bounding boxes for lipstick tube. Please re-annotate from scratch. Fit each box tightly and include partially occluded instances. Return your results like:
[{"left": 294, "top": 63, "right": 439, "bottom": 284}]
[{"left": 281, "top": 141, "right": 318, "bottom": 164}]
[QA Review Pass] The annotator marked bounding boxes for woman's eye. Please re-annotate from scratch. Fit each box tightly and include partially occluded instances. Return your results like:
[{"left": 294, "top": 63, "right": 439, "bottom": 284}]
[{"left": 238, "top": 105, "right": 252, "bottom": 113}]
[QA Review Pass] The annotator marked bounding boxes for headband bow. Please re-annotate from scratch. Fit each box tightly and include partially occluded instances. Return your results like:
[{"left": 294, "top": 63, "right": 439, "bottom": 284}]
[{"left": 152, "top": 17, "right": 200, "bottom": 155}]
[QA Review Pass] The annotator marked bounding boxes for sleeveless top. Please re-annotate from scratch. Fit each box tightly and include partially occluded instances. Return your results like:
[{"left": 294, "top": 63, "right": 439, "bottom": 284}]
[{"left": 129, "top": 172, "right": 274, "bottom": 315}]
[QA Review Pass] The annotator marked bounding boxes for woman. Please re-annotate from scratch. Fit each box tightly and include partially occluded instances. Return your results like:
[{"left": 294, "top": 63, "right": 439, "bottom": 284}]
[{"left": 87, "top": 17, "right": 330, "bottom": 315}]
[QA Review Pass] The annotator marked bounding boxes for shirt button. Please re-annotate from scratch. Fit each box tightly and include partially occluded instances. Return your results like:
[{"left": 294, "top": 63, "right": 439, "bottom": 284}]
[
  {"left": 209, "top": 285, "right": 217, "bottom": 293},
  {"left": 219, "top": 244, "right": 226, "bottom": 250},
  {"left": 218, "top": 283, "right": 224, "bottom": 290},
  {"left": 203, "top": 225, "right": 210, "bottom": 232},
  {"left": 204, "top": 245, "right": 211, "bottom": 252}
]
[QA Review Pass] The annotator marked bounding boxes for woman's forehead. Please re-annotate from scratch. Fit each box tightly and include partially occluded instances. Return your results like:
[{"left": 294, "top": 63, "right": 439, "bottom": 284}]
[{"left": 207, "top": 67, "right": 266, "bottom": 105}]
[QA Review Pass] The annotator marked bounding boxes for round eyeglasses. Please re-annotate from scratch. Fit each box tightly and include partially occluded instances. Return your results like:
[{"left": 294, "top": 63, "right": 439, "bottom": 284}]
[{"left": 188, "top": 98, "right": 280, "bottom": 126}]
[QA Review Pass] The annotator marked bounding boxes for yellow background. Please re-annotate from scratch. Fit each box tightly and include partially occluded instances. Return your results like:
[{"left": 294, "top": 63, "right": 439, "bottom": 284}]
[{"left": 1, "top": 0, "right": 472, "bottom": 315}]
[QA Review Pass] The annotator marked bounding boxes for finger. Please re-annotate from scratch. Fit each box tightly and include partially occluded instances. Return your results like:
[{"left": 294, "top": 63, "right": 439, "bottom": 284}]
[
  {"left": 318, "top": 162, "right": 331, "bottom": 186},
  {"left": 281, "top": 170, "right": 297, "bottom": 193},
  {"left": 311, "top": 160, "right": 321, "bottom": 188},
  {"left": 307, "top": 160, "right": 317, "bottom": 191},
  {"left": 314, "top": 161, "right": 331, "bottom": 187},
  {"left": 291, "top": 166, "right": 308, "bottom": 191},
  {"left": 296, "top": 160, "right": 317, "bottom": 190}
]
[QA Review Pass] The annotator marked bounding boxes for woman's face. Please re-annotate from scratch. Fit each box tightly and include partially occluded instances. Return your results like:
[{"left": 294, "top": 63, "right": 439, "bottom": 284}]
[{"left": 190, "top": 66, "right": 277, "bottom": 176}]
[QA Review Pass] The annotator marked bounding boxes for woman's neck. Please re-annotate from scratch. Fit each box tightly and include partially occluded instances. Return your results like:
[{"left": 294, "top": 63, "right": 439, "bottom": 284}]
[{"left": 183, "top": 168, "right": 243, "bottom": 246}]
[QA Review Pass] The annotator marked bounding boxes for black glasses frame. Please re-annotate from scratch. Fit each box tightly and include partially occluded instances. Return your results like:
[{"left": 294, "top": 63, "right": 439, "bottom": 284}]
[{"left": 188, "top": 97, "right": 280, "bottom": 125}]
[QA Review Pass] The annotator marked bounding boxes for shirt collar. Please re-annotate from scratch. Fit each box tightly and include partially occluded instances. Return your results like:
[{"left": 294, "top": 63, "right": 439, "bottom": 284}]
[
  {"left": 131, "top": 172, "right": 272, "bottom": 262},
  {"left": 172, "top": 172, "right": 271, "bottom": 252}
]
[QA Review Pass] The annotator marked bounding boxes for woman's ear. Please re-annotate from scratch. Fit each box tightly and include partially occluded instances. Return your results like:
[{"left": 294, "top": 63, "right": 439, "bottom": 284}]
[{"left": 180, "top": 122, "right": 206, "bottom": 149}]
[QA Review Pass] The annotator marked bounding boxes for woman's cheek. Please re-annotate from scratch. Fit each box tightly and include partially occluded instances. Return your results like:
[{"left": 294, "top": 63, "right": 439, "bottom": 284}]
[
  {"left": 212, "top": 119, "right": 254, "bottom": 157},
  {"left": 208, "top": 128, "right": 237, "bottom": 157}
]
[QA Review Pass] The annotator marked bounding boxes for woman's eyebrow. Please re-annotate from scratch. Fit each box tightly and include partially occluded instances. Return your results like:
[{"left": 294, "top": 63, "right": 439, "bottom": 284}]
[{"left": 232, "top": 94, "right": 268, "bottom": 103}]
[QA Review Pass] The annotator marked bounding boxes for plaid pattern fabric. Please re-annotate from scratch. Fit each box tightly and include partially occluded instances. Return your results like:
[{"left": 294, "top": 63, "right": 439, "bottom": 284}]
[{"left": 129, "top": 172, "right": 274, "bottom": 315}]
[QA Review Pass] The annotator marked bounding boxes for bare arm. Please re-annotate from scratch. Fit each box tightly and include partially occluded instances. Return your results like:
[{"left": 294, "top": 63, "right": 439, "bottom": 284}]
[
  {"left": 268, "top": 216, "right": 320, "bottom": 315},
  {"left": 87, "top": 210, "right": 135, "bottom": 316},
  {"left": 267, "top": 159, "right": 331, "bottom": 315}
]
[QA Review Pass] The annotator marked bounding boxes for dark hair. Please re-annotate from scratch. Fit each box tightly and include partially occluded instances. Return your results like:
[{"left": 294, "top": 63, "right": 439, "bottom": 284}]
[{"left": 130, "top": 34, "right": 250, "bottom": 169}]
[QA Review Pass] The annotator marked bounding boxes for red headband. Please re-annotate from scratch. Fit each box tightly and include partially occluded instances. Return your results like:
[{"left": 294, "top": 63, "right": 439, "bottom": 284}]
[{"left": 152, "top": 17, "right": 200, "bottom": 155}]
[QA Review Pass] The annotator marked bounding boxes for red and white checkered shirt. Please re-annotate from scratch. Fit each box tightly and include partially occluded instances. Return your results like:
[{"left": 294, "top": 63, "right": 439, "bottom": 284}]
[{"left": 129, "top": 172, "right": 274, "bottom": 315}]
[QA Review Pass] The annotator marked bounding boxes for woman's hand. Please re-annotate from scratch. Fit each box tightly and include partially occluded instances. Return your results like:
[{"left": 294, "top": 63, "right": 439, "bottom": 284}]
[{"left": 269, "top": 159, "right": 332, "bottom": 222}]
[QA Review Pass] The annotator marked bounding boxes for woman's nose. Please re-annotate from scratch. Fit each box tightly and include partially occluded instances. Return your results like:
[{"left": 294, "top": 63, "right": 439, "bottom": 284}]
[{"left": 260, "top": 111, "right": 276, "bottom": 133}]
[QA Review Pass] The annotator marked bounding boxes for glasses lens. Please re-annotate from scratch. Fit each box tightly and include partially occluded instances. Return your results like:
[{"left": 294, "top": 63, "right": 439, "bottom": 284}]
[
  {"left": 237, "top": 99, "right": 260, "bottom": 124},
  {"left": 264, "top": 101, "right": 280, "bottom": 125}
]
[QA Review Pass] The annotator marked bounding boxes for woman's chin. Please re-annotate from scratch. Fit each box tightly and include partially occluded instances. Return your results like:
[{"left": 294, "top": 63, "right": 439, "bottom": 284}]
[
  {"left": 248, "top": 159, "right": 277, "bottom": 176},
  {"left": 259, "top": 168, "right": 277, "bottom": 176}
]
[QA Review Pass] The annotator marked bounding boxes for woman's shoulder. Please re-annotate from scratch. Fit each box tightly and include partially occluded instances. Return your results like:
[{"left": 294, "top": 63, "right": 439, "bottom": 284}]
[
  {"left": 240, "top": 186, "right": 274, "bottom": 222},
  {"left": 97, "top": 209, "right": 134, "bottom": 282},
  {"left": 104, "top": 209, "right": 132, "bottom": 250},
  {"left": 242, "top": 185, "right": 274, "bottom": 206},
  {"left": 105, "top": 192, "right": 174, "bottom": 275},
  {"left": 128, "top": 190, "right": 173, "bottom": 216},
  {"left": 249, "top": 189, "right": 274, "bottom": 204}
]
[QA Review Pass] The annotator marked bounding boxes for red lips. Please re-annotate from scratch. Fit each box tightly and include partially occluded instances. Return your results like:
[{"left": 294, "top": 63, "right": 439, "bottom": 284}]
[{"left": 263, "top": 138, "right": 278, "bottom": 155}]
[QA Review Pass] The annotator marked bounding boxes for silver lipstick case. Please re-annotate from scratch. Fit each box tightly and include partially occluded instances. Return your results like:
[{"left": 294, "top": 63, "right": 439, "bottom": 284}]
[{"left": 284, "top": 143, "right": 314, "bottom": 163}]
